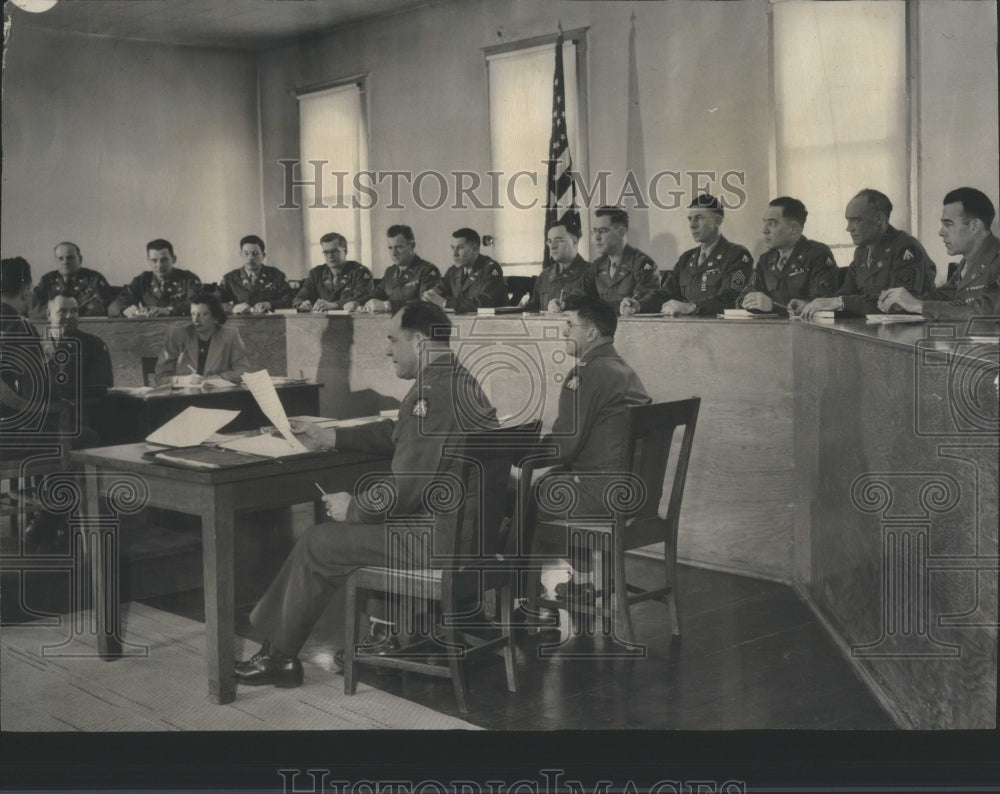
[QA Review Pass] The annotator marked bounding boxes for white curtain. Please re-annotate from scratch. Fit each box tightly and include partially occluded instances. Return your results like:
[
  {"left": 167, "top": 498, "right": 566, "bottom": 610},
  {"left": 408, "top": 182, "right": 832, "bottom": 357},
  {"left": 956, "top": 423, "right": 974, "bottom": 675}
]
[
  {"left": 488, "top": 41, "right": 584, "bottom": 268},
  {"left": 774, "top": 0, "right": 907, "bottom": 265},
  {"left": 298, "top": 83, "right": 373, "bottom": 269}
]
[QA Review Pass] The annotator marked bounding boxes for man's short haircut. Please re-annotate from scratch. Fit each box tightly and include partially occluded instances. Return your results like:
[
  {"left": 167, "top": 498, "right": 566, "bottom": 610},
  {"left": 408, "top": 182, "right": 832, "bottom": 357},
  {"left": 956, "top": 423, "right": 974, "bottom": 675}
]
[
  {"left": 397, "top": 300, "right": 452, "bottom": 343},
  {"left": 1, "top": 257, "right": 32, "bottom": 297},
  {"left": 563, "top": 294, "right": 617, "bottom": 339},
  {"left": 688, "top": 194, "right": 724, "bottom": 218},
  {"left": 452, "top": 228, "right": 481, "bottom": 247},
  {"left": 386, "top": 225, "right": 415, "bottom": 243},
  {"left": 320, "top": 232, "right": 347, "bottom": 249},
  {"left": 53, "top": 241, "right": 81, "bottom": 256},
  {"left": 770, "top": 196, "right": 808, "bottom": 227},
  {"left": 240, "top": 235, "right": 266, "bottom": 253},
  {"left": 943, "top": 187, "right": 996, "bottom": 228},
  {"left": 546, "top": 219, "right": 581, "bottom": 241},
  {"left": 189, "top": 292, "right": 227, "bottom": 325},
  {"left": 855, "top": 189, "right": 893, "bottom": 219},
  {"left": 596, "top": 206, "right": 630, "bottom": 230},
  {"left": 146, "top": 238, "right": 175, "bottom": 257}
]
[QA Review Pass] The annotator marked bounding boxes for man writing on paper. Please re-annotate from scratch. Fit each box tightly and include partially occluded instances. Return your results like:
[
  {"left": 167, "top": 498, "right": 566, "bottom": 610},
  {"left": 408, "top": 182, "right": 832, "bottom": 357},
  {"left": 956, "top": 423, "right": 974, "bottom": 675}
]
[
  {"left": 742, "top": 197, "right": 838, "bottom": 315},
  {"left": 110, "top": 239, "right": 203, "bottom": 318},
  {"left": 521, "top": 218, "right": 598, "bottom": 312},
  {"left": 235, "top": 301, "right": 497, "bottom": 688},
  {"left": 878, "top": 188, "right": 999, "bottom": 321},
  {"left": 800, "top": 189, "right": 936, "bottom": 319},
  {"left": 293, "top": 232, "right": 374, "bottom": 312}
]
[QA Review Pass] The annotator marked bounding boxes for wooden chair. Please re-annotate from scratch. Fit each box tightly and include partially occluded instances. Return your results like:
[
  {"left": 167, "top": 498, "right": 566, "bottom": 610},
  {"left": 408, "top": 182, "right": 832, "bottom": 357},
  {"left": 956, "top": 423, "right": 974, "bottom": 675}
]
[
  {"left": 343, "top": 421, "right": 540, "bottom": 713},
  {"left": 529, "top": 398, "right": 700, "bottom": 644}
]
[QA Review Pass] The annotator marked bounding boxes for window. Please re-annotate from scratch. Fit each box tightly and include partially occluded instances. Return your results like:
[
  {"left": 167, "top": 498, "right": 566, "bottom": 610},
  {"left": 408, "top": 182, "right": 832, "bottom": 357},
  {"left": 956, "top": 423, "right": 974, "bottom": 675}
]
[
  {"left": 487, "top": 37, "right": 587, "bottom": 272},
  {"left": 773, "top": 1, "right": 907, "bottom": 265},
  {"left": 297, "top": 80, "right": 373, "bottom": 269}
]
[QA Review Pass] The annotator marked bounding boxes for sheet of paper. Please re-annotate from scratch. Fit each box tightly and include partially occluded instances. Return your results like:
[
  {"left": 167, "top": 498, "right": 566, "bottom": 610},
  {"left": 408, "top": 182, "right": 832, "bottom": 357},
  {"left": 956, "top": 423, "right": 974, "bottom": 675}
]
[
  {"left": 217, "top": 434, "right": 314, "bottom": 458},
  {"left": 145, "top": 406, "right": 241, "bottom": 447},
  {"left": 865, "top": 314, "right": 927, "bottom": 324},
  {"left": 241, "top": 369, "right": 308, "bottom": 450},
  {"left": 201, "top": 376, "right": 239, "bottom": 389}
]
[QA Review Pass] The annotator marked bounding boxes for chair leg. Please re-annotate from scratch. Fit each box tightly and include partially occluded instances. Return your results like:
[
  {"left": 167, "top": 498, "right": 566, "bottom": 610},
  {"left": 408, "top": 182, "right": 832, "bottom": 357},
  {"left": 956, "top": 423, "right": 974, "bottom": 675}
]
[
  {"left": 499, "top": 582, "right": 518, "bottom": 693},
  {"left": 344, "top": 577, "right": 358, "bottom": 696},
  {"left": 611, "top": 542, "right": 635, "bottom": 644},
  {"left": 664, "top": 550, "right": 680, "bottom": 639},
  {"left": 443, "top": 623, "right": 470, "bottom": 713}
]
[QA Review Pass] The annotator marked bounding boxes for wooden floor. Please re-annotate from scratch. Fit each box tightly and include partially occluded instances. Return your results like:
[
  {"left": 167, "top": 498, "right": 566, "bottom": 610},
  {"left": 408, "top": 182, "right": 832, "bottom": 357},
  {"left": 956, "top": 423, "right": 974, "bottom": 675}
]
[{"left": 131, "top": 556, "right": 894, "bottom": 730}]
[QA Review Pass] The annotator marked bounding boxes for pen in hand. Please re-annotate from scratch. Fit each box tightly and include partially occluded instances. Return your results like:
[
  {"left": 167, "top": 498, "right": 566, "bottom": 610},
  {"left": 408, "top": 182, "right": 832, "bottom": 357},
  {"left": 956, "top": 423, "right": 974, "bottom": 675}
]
[{"left": 315, "top": 482, "right": 327, "bottom": 496}]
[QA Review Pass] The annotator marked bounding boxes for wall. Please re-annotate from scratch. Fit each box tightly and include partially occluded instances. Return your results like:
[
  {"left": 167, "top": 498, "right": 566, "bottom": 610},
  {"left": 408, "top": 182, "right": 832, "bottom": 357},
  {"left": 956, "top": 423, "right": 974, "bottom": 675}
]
[
  {"left": 1, "top": 23, "right": 261, "bottom": 287},
  {"left": 916, "top": 0, "right": 999, "bottom": 276},
  {"left": 258, "top": 0, "right": 772, "bottom": 279}
]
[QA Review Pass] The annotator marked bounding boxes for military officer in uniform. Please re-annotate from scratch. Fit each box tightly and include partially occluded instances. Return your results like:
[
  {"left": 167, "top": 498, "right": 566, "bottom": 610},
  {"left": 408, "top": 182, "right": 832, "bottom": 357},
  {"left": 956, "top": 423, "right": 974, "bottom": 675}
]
[
  {"left": 30, "top": 242, "right": 111, "bottom": 319},
  {"left": 362, "top": 225, "right": 441, "bottom": 313},
  {"left": 218, "top": 235, "right": 293, "bottom": 314},
  {"left": 658, "top": 194, "right": 753, "bottom": 316},
  {"left": 109, "top": 239, "right": 203, "bottom": 318},
  {"left": 234, "top": 302, "right": 497, "bottom": 687},
  {"left": 801, "top": 189, "right": 936, "bottom": 318},
  {"left": 879, "top": 187, "right": 999, "bottom": 321},
  {"left": 521, "top": 219, "right": 598, "bottom": 312},
  {"left": 293, "top": 232, "right": 374, "bottom": 312},
  {"left": 528, "top": 294, "right": 651, "bottom": 606},
  {"left": 422, "top": 228, "right": 506, "bottom": 313},
  {"left": 740, "top": 197, "right": 838, "bottom": 314},
  {"left": 584, "top": 207, "right": 659, "bottom": 316}
]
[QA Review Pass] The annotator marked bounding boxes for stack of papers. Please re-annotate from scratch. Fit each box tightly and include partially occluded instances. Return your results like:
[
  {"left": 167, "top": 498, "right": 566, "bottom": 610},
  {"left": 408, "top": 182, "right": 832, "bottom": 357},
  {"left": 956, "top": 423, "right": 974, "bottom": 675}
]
[
  {"left": 146, "top": 407, "right": 241, "bottom": 447},
  {"left": 721, "top": 309, "right": 779, "bottom": 319},
  {"left": 866, "top": 314, "right": 926, "bottom": 324}
]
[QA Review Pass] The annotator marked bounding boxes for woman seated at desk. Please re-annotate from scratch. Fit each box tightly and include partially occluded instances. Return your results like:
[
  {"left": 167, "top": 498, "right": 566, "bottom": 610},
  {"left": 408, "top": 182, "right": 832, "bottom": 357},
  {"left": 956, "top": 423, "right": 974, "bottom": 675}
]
[{"left": 154, "top": 292, "right": 249, "bottom": 386}]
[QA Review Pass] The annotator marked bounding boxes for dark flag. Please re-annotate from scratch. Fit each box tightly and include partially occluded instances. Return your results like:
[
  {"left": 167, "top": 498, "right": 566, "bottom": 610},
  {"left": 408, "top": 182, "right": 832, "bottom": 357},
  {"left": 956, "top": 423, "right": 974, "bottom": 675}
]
[{"left": 543, "top": 30, "right": 578, "bottom": 266}]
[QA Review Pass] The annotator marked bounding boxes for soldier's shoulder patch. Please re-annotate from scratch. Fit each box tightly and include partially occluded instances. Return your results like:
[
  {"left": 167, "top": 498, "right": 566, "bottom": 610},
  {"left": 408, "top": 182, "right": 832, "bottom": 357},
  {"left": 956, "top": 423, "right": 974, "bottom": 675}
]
[
  {"left": 730, "top": 271, "right": 747, "bottom": 290},
  {"left": 491, "top": 267, "right": 501, "bottom": 277},
  {"left": 642, "top": 260, "right": 654, "bottom": 272},
  {"left": 412, "top": 399, "right": 429, "bottom": 417},
  {"left": 565, "top": 375, "right": 580, "bottom": 391},
  {"left": 742, "top": 254, "right": 752, "bottom": 265},
  {"left": 826, "top": 257, "right": 836, "bottom": 269},
  {"left": 902, "top": 247, "right": 916, "bottom": 262}
]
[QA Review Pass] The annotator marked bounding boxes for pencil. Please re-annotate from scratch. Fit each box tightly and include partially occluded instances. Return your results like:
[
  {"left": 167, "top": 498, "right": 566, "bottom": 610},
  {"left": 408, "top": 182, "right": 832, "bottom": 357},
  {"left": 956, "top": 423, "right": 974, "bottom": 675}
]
[{"left": 315, "top": 482, "right": 327, "bottom": 496}]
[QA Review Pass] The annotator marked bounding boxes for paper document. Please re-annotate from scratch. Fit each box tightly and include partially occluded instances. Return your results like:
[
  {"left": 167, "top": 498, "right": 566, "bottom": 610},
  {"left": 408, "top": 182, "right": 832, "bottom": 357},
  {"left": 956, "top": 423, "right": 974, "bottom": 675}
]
[
  {"left": 867, "top": 313, "right": 925, "bottom": 323},
  {"left": 286, "top": 415, "right": 384, "bottom": 430},
  {"left": 201, "top": 376, "right": 239, "bottom": 389},
  {"left": 241, "top": 369, "right": 308, "bottom": 450},
  {"left": 217, "top": 434, "right": 314, "bottom": 458},
  {"left": 146, "top": 407, "right": 240, "bottom": 447},
  {"left": 721, "top": 309, "right": 779, "bottom": 319}
]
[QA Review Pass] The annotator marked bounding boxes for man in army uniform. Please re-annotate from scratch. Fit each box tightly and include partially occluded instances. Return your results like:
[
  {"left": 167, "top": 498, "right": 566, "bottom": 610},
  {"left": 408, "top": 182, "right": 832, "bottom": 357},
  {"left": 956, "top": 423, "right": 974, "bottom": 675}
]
[
  {"left": 521, "top": 219, "right": 598, "bottom": 312},
  {"left": 422, "top": 228, "right": 506, "bottom": 313},
  {"left": 529, "top": 294, "right": 651, "bottom": 607},
  {"left": 30, "top": 242, "right": 111, "bottom": 319},
  {"left": 110, "top": 239, "right": 203, "bottom": 318},
  {"left": 234, "top": 302, "right": 497, "bottom": 688},
  {"left": 658, "top": 194, "right": 753, "bottom": 316},
  {"left": 584, "top": 207, "right": 658, "bottom": 316},
  {"left": 801, "top": 189, "right": 936, "bottom": 319},
  {"left": 363, "top": 225, "right": 441, "bottom": 313},
  {"left": 293, "top": 232, "right": 374, "bottom": 312},
  {"left": 879, "top": 187, "right": 999, "bottom": 321},
  {"left": 741, "top": 197, "right": 838, "bottom": 314},
  {"left": 218, "top": 235, "right": 293, "bottom": 314}
]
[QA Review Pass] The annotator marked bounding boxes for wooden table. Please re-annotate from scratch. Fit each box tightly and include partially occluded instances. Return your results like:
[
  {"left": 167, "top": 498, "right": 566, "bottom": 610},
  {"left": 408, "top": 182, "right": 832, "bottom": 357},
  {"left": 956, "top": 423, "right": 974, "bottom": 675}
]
[
  {"left": 94, "top": 381, "right": 321, "bottom": 445},
  {"left": 70, "top": 442, "right": 389, "bottom": 704}
]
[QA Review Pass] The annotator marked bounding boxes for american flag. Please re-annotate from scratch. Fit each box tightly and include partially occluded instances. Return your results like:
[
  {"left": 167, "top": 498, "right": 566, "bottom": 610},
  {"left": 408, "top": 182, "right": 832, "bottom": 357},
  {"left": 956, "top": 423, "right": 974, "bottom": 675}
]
[{"left": 544, "top": 30, "right": 578, "bottom": 265}]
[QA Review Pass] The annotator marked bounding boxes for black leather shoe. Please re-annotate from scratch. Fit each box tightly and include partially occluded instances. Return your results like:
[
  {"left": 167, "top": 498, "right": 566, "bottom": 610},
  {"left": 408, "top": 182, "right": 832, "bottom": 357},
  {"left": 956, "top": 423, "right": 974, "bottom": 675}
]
[
  {"left": 334, "top": 623, "right": 400, "bottom": 671},
  {"left": 234, "top": 649, "right": 303, "bottom": 688},
  {"left": 234, "top": 642, "right": 270, "bottom": 676},
  {"left": 554, "top": 580, "right": 596, "bottom": 609}
]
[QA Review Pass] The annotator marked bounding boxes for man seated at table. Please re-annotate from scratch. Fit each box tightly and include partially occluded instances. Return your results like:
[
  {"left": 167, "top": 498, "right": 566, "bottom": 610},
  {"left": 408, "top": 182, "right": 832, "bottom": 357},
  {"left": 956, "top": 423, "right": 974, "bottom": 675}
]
[
  {"left": 234, "top": 301, "right": 498, "bottom": 688},
  {"left": 422, "top": 228, "right": 506, "bottom": 313},
  {"left": 153, "top": 292, "right": 249, "bottom": 386},
  {"left": 521, "top": 217, "right": 598, "bottom": 312},
  {"left": 218, "top": 235, "right": 293, "bottom": 314},
  {"left": 361, "top": 225, "right": 441, "bottom": 313},
  {"left": 527, "top": 295, "right": 651, "bottom": 612},
  {"left": 657, "top": 194, "right": 753, "bottom": 316},
  {"left": 586, "top": 207, "right": 658, "bottom": 316},
  {"left": 293, "top": 232, "right": 374, "bottom": 313},
  {"left": 739, "top": 197, "right": 838, "bottom": 315},
  {"left": 2, "top": 257, "right": 51, "bottom": 429},
  {"left": 800, "top": 189, "right": 936, "bottom": 319},
  {"left": 109, "top": 239, "right": 202, "bottom": 318},
  {"left": 30, "top": 241, "right": 111, "bottom": 319},
  {"left": 878, "top": 187, "right": 999, "bottom": 321}
]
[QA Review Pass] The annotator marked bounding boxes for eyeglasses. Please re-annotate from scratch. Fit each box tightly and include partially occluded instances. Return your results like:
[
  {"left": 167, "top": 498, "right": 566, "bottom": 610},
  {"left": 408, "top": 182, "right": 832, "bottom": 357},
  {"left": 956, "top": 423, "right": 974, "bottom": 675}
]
[{"left": 564, "top": 321, "right": 592, "bottom": 330}]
